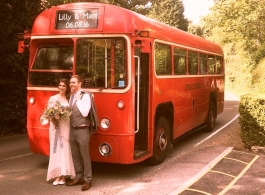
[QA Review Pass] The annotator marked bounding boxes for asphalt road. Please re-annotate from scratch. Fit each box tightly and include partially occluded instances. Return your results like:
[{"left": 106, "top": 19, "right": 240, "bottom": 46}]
[{"left": 1, "top": 92, "right": 262, "bottom": 195}]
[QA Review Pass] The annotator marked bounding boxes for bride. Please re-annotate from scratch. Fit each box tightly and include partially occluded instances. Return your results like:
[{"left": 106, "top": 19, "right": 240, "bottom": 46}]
[{"left": 46, "top": 78, "right": 75, "bottom": 185}]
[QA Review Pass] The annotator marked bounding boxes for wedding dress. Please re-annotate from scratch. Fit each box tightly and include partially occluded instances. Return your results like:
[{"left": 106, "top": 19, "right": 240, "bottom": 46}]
[{"left": 46, "top": 94, "right": 75, "bottom": 181}]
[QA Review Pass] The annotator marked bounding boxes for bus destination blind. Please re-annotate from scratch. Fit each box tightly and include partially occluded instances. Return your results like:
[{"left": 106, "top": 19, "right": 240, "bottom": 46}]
[{"left": 55, "top": 10, "right": 99, "bottom": 30}]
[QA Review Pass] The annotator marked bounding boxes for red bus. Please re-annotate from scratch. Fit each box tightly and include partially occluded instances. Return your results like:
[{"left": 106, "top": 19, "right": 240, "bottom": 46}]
[{"left": 18, "top": 2, "right": 224, "bottom": 165}]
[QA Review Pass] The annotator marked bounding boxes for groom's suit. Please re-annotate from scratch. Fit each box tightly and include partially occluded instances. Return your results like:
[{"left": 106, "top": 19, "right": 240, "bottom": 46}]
[{"left": 69, "top": 91, "right": 92, "bottom": 182}]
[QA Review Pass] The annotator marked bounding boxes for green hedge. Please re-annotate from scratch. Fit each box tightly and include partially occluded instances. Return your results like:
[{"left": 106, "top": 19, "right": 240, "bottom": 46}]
[{"left": 239, "top": 95, "right": 265, "bottom": 148}]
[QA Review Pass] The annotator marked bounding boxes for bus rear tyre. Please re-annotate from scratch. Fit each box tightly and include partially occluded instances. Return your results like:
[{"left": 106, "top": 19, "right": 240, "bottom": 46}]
[
  {"left": 206, "top": 101, "right": 216, "bottom": 132},
  {"left": 148, "top": 117, "right": 170, "bottom": 166}
]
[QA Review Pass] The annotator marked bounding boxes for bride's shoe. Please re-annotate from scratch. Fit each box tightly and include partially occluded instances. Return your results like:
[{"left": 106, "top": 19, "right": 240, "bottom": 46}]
[
  {"left": 53, "top": 177, "right": 61, "bottom": 186},
  {"left": 59, "top": 176, "right": 66, "bottom": 185}
]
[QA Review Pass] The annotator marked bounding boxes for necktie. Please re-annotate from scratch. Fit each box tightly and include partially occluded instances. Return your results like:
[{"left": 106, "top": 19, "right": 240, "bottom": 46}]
[{"left": 69, "top": 93, "right": 75, "bottom": 107}]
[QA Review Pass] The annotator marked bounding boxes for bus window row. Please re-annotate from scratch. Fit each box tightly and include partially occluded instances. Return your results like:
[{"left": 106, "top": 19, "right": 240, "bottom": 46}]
[{"left": 155, "top": 42, "right": 223, "bottom": 76}]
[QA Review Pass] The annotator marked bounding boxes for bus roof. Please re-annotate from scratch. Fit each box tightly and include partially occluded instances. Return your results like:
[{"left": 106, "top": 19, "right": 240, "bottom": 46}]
[{"left": 31, "top": 2, "right": 223, "bottom": 55}]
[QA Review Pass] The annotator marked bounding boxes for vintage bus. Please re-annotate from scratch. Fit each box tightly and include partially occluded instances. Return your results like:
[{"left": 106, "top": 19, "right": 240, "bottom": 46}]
[{"left": 18, "top": 2, "right": 224, "bottom": 165}]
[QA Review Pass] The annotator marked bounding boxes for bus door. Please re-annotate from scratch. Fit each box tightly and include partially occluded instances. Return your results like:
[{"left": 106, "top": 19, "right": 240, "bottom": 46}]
[{"left": 133, "top": 47, "right": 150, "bottom": 159}]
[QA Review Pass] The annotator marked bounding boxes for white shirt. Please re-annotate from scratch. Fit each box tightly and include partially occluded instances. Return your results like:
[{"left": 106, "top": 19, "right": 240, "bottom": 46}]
[{"left": 73, "top": 89, "right": 91, "bottom": 117}]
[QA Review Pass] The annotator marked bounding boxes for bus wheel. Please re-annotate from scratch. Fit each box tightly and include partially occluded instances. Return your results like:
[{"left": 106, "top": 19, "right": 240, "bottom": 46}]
[
  {"left": 206, "top": 101, "right": 216, "bottom": 132},
  {"left": 148, "top": 117, "right": 170, "bottom": 166}
]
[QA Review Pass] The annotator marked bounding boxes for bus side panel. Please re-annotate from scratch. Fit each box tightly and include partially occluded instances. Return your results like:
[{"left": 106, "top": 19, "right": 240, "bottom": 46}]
[
  {"left": 173, "top": 78, "right": 193, "bottom": 137},
  {"left": 190, "top": 77, "right": 209, "bottom": 129},
  {"left": 191, "top": 76, "right": 225, "bottom": 129},
  {"left": 152, "top": 77, "right": 194, "bottom": 139}
]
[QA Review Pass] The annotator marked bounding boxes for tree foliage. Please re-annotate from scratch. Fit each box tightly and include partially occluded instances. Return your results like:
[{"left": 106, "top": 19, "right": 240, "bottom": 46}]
[
  {"left": 148, "top": 0, "right": 188, "bottom": 31},
  {"left": 105, "top": 0, "right": 151, "bottom": 15},
  {"left": 188, "top": 24, "right": 204, "bottom": 37},
  {"left": 43, "top": 0, "right": 152, "bottom": 15},
  {"left": 0, "top": 0, "right": 42, "bottom": 135},
  {"left": 204, "top": 0, "right": 265, "bottom": 57},
  {"left": 201, "top": 0, "right": 265, "bottom": 95}
]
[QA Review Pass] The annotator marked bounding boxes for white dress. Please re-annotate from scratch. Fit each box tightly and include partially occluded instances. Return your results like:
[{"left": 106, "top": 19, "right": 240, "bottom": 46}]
[{"left": 46, "top": 94, "right": 75, "bottom": 181}]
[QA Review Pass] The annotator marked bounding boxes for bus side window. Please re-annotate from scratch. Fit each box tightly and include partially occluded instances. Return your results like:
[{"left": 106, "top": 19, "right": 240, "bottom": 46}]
[
  {"left": 208, "top": 55, "right": 216, "bottom": 74},
  {"left": 188, "top": 51, "right": 198, "bottom": 75},
  {"left": 155, "top": 43, "right": 171, "bottom": 75},
  {"left": 174, "top": 47, "right": 186, "bottom": 75},
  {"left": 216, "top": 56, "right": 222, "bottom": 74},
  {"left": 199, "top": 53, "right": 207, "bottom": 75}
]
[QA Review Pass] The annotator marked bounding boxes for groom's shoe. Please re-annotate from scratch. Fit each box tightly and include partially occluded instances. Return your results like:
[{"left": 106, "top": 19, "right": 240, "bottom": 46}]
[
  {"left": 81, "top": 181, "right": 91, "bottom": 191},
  {"left": 66, "top": 178, "right": 84, "bottom": 186}
]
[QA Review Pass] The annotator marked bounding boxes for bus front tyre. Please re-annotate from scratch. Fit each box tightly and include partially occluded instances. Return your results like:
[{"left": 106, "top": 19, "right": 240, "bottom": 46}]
[{"left": 148, "top": 117, "right": 170, "bottom": 166}]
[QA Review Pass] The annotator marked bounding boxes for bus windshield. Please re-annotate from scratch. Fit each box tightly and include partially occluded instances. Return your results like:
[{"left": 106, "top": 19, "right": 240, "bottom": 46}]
[
  {"left": 29, "top": 45, "right": 73, "bottom": 86},
  {"left": 76, "top": 38, "right": 127, "bottom": 89},
  {"left": 29, "top": 37, "right": 127, "bottom": 89}
]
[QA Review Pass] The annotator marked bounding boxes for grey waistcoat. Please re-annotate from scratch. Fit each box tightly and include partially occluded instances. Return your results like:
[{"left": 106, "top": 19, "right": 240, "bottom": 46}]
[{"left": 70, "top": 101, "right": 89, "bottom": 127}]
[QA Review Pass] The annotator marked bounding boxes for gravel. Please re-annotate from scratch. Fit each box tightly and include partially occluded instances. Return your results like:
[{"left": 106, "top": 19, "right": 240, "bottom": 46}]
[{"left": 209, "top": 118, "right": 247, "bottom": 151}]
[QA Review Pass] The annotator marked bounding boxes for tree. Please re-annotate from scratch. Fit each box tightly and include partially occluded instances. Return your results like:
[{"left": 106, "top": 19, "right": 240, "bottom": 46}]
[
  {"left": 203, "top": 0, "right": 265, "bottom": 62},
  {"left": 0, "top": 0, "right": 42, "bottom": 134},
  {"left": 42, "top": 0, "right": 102, "bottom": 9},
  {"left": 104, "top": 0, "right": 151, "bottom": 15},
  {"left": 201, "top": 0, "right": 265, "bottom": 95},
  {"left": 43, "top": 0, "right": 152, "bottom": 15},
  {"left": 188, "top": 24, "right": 204, "bottom": 37},
  {"left": 148, "top": 0, "right": 188, "bottom": 31}
]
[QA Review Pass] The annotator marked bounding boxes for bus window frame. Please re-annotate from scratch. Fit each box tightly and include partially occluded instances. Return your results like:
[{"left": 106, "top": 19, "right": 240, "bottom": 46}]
[
  {"left": 187, "top": 50, "right": 199, "bottom": 75},
  {"left": 154, "top": 42, "right": 172, "bottom": 76},
  {"left": 199, "top": 53, "right": 208, "bottom": 75},
  {"left": 173, "top": 47, "right": 187, "bottom": 75},
  {"left": 154, "top": 39, "right": 225, "bottom": 78}
]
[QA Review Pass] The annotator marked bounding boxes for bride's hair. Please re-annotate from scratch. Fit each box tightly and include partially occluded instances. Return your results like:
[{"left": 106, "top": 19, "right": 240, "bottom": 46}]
[{"left": 60, "top": 78, "right": 71, "bottom": 100}]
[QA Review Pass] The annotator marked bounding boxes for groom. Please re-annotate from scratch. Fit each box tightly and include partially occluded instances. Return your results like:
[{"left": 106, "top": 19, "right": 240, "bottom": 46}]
[{"left": 66, "top": 75, "right": 92, "bottom": 191}]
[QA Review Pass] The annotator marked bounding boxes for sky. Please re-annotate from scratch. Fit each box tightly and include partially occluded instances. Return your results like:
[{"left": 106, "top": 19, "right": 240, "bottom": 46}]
[{"left": 182, "top": 0, "right": 214, "bottom": 24}]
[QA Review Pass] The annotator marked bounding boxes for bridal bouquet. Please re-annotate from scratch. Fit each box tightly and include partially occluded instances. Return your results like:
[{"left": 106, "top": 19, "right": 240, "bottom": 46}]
[{"left": 42, "top": 101, "right": 72, "bottom": 128}]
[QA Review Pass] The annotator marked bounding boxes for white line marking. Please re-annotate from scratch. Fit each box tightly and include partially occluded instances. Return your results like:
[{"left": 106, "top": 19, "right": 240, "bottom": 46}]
[
  {"left": 194, "top": 114, "right": 240, "bottom": 147},
  {"left": 168, "top": 147, "right": 233, "bottom": 195},
  {"left": 0, "top": 153, "right": 33, "bottom": 162},
  {"left": 218, "top": 155, "right": 259, "bottom": 195}
]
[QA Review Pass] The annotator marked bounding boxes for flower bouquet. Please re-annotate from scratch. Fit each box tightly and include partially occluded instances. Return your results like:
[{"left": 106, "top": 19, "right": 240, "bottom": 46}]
[{"left": 42, "top": 101, "right": 72, "bottom": 128}]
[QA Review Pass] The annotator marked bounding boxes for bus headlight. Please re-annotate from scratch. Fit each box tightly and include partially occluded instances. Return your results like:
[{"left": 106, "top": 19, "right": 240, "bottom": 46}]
[
  {"left": 99, "top": 142, "right": 111, "bottom": 156},
  {"left": 100, "top": 118, "right": 110, "bottom": 129},
  {"left": 40, "top": 115, "right": 49, "bottom": 126}
]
